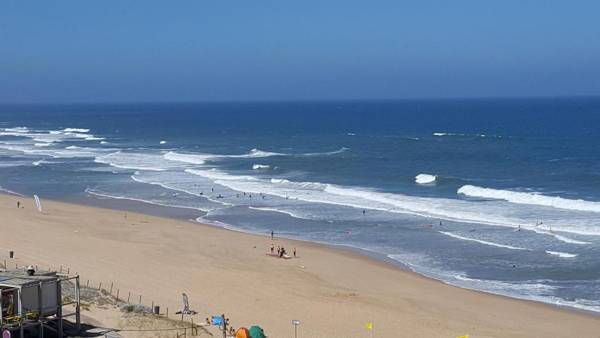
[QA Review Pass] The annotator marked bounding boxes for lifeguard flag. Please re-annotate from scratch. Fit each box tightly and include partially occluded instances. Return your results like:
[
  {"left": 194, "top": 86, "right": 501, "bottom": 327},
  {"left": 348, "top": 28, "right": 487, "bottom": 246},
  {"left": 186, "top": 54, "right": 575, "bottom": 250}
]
[
  {"left": 456, "top": 335, "right": 469, "bottom": 338},
  {"left": 365, "top": 322, "right": 373, "bottom": 330}
]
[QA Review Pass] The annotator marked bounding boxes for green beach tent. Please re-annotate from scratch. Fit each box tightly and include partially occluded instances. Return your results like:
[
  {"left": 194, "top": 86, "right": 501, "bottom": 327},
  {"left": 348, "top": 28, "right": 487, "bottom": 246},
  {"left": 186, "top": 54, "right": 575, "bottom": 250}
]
[{"left": 249, "top": 325, "right": 266, "bottom": 338}]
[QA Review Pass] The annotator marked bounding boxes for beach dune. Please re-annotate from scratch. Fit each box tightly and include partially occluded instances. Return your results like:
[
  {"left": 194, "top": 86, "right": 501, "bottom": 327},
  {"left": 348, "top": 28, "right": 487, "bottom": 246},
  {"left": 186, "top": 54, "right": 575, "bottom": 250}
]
[{"left": 1, "top": 194, "right": 599, "bottom": 337}]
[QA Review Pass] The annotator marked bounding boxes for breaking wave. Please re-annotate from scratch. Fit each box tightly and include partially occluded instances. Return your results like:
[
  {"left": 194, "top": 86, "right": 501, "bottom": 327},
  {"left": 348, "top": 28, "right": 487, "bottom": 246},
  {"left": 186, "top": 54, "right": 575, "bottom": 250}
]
[
  {"left": 545, "top": 251, "right": 578, "bottom": 258},
  {"left": 164, "top": 151, "right": 211, "bottom": 165},
  {"left": 252, "top": 164, "right": 270, "bottom": 170},
  {"left": 415, "top": 173, "right": 436, "bottom": 184},
  {"left": 439, "top": 231, "right": 526, "bottom": 250},
  {"left": 458, "top": 185, "right": 600, "bottom": 213}
]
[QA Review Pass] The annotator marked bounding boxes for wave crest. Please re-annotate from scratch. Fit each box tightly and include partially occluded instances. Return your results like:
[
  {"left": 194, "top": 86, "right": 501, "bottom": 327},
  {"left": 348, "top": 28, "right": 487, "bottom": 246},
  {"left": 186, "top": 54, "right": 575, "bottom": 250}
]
[
  {"left": 458, "top": 185, "right": 600, "bottom": 213},
  {"left": 415, "top": 173, "right": 436, "bottom": 184}
]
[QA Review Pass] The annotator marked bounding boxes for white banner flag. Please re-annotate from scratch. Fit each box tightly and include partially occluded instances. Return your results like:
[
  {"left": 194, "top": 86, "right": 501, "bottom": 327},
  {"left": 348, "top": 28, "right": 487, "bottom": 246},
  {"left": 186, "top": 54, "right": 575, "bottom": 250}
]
[{"left": 33, "top": 194, "right": 42, "bottom": 213}]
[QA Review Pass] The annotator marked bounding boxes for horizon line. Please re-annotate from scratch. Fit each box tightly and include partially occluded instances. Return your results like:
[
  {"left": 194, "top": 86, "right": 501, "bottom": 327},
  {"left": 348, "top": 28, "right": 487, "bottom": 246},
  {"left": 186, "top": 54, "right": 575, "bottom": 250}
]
[{"left": 1, "top": 94, "right": 599, "bottom": 106}]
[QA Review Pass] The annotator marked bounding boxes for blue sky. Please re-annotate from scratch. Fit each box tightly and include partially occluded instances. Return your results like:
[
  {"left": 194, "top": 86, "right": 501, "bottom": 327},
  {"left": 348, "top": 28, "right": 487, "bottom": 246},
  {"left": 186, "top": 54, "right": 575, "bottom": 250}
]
[{"left": 1, "top": 1, "right": 599, "bottom": 103}]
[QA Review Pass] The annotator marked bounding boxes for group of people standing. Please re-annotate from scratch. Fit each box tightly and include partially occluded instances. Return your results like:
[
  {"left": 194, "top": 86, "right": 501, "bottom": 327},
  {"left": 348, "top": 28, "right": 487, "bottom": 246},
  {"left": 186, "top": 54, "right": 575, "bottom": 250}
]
[
  {"left": 270, "top": 244, "right": 296, "bottom": 258},
  {"left": 269, "top": 230, "right": 297, "bottom": 258}
]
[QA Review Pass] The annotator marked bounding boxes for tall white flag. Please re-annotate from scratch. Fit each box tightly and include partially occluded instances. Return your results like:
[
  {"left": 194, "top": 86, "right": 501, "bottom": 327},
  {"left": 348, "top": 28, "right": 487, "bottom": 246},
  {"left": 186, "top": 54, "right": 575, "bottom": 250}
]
[{"left": 33, "top": 194, "right": 42, "bottom": 213}]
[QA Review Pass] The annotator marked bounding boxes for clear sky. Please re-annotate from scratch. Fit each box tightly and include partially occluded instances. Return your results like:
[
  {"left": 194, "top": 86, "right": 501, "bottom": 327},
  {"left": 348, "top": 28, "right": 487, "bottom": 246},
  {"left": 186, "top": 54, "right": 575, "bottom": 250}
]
[{"left": 1, "top": 1, "right": 599, "bottom": 103}]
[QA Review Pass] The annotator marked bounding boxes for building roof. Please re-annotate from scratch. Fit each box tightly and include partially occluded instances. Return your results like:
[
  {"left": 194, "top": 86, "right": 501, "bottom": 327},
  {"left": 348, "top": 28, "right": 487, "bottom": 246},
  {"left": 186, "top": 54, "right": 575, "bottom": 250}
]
[{"left": 0, "top": 270, "right": 58, "bottom": 287}]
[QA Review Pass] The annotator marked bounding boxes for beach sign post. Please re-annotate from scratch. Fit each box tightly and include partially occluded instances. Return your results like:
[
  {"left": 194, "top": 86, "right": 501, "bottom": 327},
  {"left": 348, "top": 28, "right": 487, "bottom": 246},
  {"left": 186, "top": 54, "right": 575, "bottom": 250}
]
[{"left": 292, "top": 319, "right": 301, "bottom": 338}]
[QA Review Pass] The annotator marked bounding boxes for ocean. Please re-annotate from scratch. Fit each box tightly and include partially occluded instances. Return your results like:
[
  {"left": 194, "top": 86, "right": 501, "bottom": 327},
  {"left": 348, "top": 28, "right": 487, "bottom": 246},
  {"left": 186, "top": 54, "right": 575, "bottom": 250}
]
[{"left": 1, "top": 98, "right": 600, "bottom": 313}]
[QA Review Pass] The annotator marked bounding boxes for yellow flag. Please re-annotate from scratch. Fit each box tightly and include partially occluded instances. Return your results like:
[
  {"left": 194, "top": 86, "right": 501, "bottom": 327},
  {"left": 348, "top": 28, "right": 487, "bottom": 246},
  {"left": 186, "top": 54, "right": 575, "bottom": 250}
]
[
  {"left": 365, "top": 322, "right": 373, "bottom": 330},
  {"left": 456, "top": 335, "right": 469, "bottom": 338}
]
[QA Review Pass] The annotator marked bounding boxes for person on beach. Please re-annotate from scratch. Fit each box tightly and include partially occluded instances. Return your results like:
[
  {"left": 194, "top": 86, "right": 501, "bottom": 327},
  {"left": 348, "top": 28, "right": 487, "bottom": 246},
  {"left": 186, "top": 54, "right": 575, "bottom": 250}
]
[
  {"left": 293, "top": 247, "right": 297, "bottom": 257},
  {"left": 17, "top": 201, "right": 20, "bottom": 208},
  {"left": 270, "top": 244, "right": 274, "bottom": 254},
  {"left": 280, "top": 247, "right": 286, "bottom": 258},
  {"left": 271, "top": 230, "right": 274, "bottom": 240}
]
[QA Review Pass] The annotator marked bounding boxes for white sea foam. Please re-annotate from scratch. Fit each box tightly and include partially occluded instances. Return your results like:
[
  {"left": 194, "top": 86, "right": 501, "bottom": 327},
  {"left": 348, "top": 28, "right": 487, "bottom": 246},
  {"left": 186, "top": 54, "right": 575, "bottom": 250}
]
[
  {"left": 439, "top": 231, "right": 526, "bottom": 250},
  {"left": 180, "top": 168, "right": 600, "bottom": 237},
  {"left": 415, "top": 173, "right": 436, "bottom": 184},
  {"left": 530, "top": 228, "right": 590, "bottom": 245},
  {"left": 300, "top": 147, "right": 349, "bottom": 156},
  {"left": 95, "top": 152, "right": 169, "bottom": 171},
  {"left": 252, "top": 164, "right": 270, "bottom": 170},
  {"left": 185, "top": 168, "right": 258, "bottom": 182},
  {"left": 1, "top": 126, "right": 101, "bottom": 148},
  {"left": 458, "top": 185, "right": 600, "bottom": 213},
  {"left": 164, "top": 151, "right": 211, "bottom": 165},
  {"left": 130, "top": 173, "right": 233, "bottom": 207},
  {"left": 240, "top": 148, "right": 283, "bottom": 158},
  {"left": 86, "top": 188, "right": 210, "bottom": 212},
  {"left": 221, "top": 147, "right": 347, "bottom": 158},
  {"left": 160, "top": 140, "right": 167, "bottom": 144},
  {"left": 545, "top": 251, "right": 577, "bottom": 258},
  {"left": 4, "top": 127, "right": 28, "bottom": 133},
  {"left": 85, "top": 136, "right": 105, "bottom": 141},
  {"left": 34, "top": 143, "right": 51, "bottom": 147},
  {"left": 64, "top": 132, "right": 90, "bottom": 139},
  {"left": 33, "top": 160, "right": 48, "bottom": 166},
  {"left": 63, "top": 128, "right": 90, "bottom": 133},
  {"left": 433, "top": 132, "right": 500, "bottom": 138}
]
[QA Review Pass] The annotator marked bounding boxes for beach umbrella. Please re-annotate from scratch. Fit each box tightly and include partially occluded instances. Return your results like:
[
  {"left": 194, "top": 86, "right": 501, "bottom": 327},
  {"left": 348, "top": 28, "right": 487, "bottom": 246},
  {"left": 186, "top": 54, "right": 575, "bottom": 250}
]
[
  {"left": 249, "top": 325, "right": 266, "bottom": 338},
  {"left": 235, "top": 327, "right": 250, "bottom": 338}
]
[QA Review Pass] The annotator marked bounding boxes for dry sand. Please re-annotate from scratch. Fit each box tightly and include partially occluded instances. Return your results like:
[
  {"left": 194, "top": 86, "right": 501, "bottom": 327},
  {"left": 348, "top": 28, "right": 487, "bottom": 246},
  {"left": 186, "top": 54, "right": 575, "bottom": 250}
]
[{"left": 1, "top": 194, "right": 599, "bottom": 337}]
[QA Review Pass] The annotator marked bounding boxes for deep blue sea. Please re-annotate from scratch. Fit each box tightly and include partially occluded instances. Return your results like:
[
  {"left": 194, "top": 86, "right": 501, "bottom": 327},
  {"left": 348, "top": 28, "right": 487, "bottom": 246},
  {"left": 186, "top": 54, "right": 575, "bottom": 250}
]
[{"left": 2, "top": 98, "right": 600, "bottom": 312}]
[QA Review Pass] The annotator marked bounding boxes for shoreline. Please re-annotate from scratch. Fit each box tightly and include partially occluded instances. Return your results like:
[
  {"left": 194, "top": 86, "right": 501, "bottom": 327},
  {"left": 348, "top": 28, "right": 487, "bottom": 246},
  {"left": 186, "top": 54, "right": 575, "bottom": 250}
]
[
  {"left": 2, "top": 193, "right": 600, "bottom": 336},
  {"left": 77, "top": 191, "right": 600, "bottom": 317}
]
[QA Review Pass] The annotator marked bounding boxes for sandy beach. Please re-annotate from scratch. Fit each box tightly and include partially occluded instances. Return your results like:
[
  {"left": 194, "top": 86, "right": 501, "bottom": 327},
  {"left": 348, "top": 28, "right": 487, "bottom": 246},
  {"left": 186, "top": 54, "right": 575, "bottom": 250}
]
[{"left": 1, "top": 194, "right": 599, "bottom": 338}]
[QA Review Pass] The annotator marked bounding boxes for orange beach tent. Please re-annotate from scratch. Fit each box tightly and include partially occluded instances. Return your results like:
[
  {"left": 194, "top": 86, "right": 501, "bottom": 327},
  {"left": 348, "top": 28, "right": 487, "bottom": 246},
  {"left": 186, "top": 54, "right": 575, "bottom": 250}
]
[{"left": 235, "top": 327, "right": 250, "bottom": 338}]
